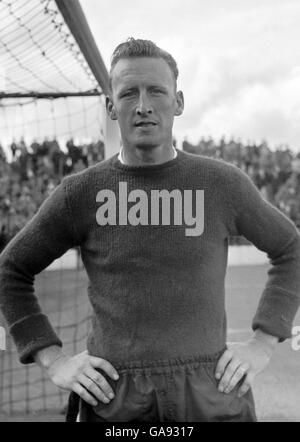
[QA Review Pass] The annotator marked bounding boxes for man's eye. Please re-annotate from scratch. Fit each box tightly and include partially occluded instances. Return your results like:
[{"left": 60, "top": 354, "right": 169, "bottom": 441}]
[
  {"left": 121, "top": 91, "right": 135, "bottom": 98},
  {"left": 151, "top": 89, "right": 163, "bottom": 94}
]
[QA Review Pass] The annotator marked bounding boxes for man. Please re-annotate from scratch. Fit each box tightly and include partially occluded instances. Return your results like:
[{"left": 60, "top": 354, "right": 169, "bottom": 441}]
[{"left": 1, "top": 38, "right": 300, "bottom": 422}]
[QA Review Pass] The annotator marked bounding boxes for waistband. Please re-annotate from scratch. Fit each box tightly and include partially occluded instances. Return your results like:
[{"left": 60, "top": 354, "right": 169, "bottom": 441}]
[{"left": 112, "top": 347, "right": 227, "bottom": 375}]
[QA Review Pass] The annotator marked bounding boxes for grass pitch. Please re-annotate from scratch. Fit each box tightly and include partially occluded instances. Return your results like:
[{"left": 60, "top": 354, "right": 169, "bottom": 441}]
[{"left": 1, "top": 263, "right": 299, "bottom": 422}]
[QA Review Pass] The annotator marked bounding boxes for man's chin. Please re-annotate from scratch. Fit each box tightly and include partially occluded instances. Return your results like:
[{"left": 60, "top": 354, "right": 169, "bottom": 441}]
[{"left": 133, "top": 139, "right": 159, "bottom": 151}]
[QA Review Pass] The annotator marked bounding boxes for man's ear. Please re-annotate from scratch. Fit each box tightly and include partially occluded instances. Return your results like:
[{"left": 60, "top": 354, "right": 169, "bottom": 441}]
[
  {"left": 106, "top": 95, "right": 117, "bottom": 120},
  {"left": 174, "top": 91, "right": 184, "bottom": 116}
]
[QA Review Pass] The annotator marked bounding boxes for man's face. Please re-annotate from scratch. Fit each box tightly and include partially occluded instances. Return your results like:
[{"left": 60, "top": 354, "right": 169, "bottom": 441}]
[{"left": 107, "top": 57, "right": 184, "bottom": 151}]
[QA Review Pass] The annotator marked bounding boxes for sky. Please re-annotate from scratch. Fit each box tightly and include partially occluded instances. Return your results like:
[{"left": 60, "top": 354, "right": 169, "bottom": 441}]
[{"left": 81, "top": 0, "right": 300, "bottom": 150}]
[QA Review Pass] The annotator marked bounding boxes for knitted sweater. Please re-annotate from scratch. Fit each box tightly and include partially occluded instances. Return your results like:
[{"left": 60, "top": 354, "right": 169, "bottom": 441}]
[{"left": 1, "top": 149, "right": 300, "bottom": 366}]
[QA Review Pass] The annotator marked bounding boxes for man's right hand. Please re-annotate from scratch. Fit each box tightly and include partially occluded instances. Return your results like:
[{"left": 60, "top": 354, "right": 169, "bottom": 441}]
[{"left": 35, "top": 346, "right": 119, "bottom": 406}]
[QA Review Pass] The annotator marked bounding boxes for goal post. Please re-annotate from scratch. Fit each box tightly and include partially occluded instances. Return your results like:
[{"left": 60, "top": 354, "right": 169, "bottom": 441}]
[
  {"left": 0, "top": 0, "right": 119, "bottom": 416},
  {"left": 54, "top": 0, "right": 120, "bottom": 159}
]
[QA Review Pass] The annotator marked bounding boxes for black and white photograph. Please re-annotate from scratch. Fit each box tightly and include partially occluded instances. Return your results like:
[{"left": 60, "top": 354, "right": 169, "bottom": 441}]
[{"left": 0, "top": 0, "right": 300, "bottom": 424}]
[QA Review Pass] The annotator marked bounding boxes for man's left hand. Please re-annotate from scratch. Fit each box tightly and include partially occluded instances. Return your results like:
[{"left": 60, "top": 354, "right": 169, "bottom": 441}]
[{"left": 215, "top": 333, "right": 277, "bottom": 398}]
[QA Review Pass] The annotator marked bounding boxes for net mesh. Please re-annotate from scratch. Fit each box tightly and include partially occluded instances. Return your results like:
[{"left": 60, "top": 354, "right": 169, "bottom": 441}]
[
  {"left": 0, "top": 0, "right": 106, "bottom": 151},
  {"left": 0, "top": 0, "right": 107, "bottom": 416}
]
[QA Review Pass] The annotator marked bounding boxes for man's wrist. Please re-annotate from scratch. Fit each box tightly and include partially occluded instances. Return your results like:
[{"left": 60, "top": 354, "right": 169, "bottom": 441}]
[
  {"left": 251, "top": 329, "right": 279, "bottom": 355},
  {"left": 34, "top": 345, "right": 65, "bottom": 370}
]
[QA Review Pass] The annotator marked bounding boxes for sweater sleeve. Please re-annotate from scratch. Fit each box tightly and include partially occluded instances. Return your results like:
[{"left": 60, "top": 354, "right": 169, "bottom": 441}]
[
  {"left": 227, "top": 166, "right": 300, "bottom": 341},
  {"left": 0, "top": 178, "right": 79, "bottom": 364}
]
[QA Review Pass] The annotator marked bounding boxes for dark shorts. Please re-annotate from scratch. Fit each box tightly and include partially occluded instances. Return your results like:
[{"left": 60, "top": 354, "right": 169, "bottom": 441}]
[{"left": 66, "top": 348, "right": 257, "bottom": 422}]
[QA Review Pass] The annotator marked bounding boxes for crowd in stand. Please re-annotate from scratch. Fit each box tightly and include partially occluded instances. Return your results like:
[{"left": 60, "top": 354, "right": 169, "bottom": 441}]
[
  {"left": 0, "top": 136, "right": 300, "bottom": 252},
  {"left": 183, "top": 137, "right": 300, "bottom": 229},
  {"left": 0, "top": 138, "right": 104, "bottom": 251}
]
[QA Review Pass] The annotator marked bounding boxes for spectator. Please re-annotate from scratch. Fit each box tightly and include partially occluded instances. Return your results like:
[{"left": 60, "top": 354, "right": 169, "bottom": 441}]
[{"left": 1, "top": 135, "right": 299, "bottom": 245}]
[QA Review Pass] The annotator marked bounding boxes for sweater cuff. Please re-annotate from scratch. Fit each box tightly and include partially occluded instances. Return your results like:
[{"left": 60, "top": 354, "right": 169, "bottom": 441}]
[
  {"left": 9, "top": 313, "right": 62, "bottom": 364},
  {"left": 252, "top": 286, "right": 300, "bottom": 342}
]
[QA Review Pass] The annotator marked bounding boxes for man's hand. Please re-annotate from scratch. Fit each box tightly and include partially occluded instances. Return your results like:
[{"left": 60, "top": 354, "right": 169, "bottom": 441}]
[
  {"left": 215, "top": 330, "right": 278, "bottom": 398},
  {"left": 35, "top": 347, "right": 119, "bottom": 406}
]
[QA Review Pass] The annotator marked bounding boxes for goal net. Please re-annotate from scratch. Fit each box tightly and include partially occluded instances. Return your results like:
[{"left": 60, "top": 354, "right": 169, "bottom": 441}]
[{"left": 0, "top": 0, "right": 114, "bottom": 416}]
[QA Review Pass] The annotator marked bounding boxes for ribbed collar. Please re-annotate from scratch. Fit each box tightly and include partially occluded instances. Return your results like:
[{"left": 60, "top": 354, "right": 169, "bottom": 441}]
[
  {"left": 117, "top": 145, "right": 177, "bottom": 164},
  {"left": 110, "top": 148, "right": 184, "bottom": 174}
]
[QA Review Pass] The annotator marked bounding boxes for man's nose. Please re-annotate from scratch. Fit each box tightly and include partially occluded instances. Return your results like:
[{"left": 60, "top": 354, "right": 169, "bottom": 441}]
[{"left": 136, "top": 93, "right": 152, "bottom": 115}]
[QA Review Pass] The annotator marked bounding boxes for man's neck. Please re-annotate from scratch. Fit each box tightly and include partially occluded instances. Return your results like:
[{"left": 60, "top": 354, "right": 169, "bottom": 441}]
[{"left": 118, "top": 145, "right": 177, "bottom": 166}]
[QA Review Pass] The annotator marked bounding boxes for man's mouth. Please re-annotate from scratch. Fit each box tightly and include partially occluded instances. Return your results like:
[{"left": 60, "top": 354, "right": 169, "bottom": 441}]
[{"left": 134, "top": 121, "right": 157, "bottom": 127}]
